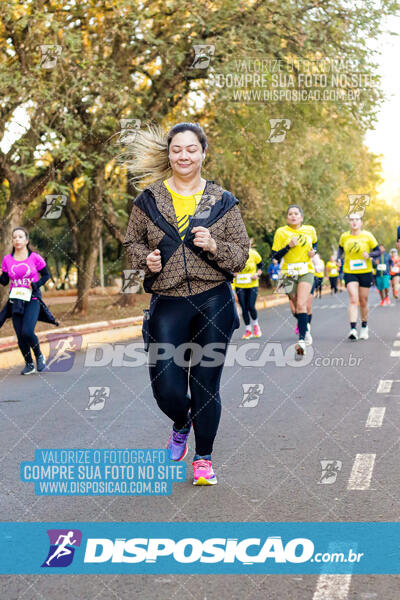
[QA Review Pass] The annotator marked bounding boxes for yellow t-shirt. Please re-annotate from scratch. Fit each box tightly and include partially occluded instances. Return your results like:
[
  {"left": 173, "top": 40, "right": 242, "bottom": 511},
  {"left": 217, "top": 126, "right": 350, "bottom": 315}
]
[
  {"left": 164, "top": 180, "right": 204, "bottom": 240},
  {"left": 339, "top": 230, "right": 378, "bottom": 274},
  {"left": 315, "top": 259, "right": 325, "bottom": 278},
  {"left": 234, "top": 248, "right": 263, "bottom": 288},
  {"left": 326, "top": 261, "right": 339, "bottom": 277},
  {"left": 272, "top": 225, "right": 317, "bottom": 275}
]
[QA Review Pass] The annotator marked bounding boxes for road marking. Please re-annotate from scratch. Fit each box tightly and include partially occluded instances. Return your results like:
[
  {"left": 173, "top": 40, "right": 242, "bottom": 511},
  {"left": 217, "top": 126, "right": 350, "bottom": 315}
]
[
  {"left": 377, "top": 380, "right": 393, "bottom": 393},
  {"left": 393, "top": 341, "right": 400, "bottom": 346},
  {"left": 365, "top": 407, "right": 386, "bottom": 428},
  {"left": 347, "top": 454, "right": 375, "bottom": 490},
  {"left": 390, "top": 350, "right": 400, "bottom": 357},
  {"left": 313, "top": 574, "right": 352, "bottom": 599}
]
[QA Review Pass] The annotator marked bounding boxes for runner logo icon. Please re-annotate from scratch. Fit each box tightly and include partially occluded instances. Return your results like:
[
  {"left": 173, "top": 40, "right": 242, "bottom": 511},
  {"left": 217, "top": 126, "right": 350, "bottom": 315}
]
[{"left": 42, "top": 529, "right": 82, "bottom": 568}]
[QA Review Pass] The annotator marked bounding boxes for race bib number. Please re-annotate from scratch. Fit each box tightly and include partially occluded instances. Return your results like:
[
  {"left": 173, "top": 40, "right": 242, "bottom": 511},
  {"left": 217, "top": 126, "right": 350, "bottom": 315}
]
[
  {"left": 9, "top": 286, "right": 32, "bottom": 302},
  {"left": 349, "top": 259, "right": 367, "bottom": 271},
  {"left": 236, "top": 273, "right": 253, "bottom": 284},
  {"left": 330, "top": 268, "right": 338, "bottom": 276},
  {"left": 392, "top": 266, "right": 399, "bottom": 273},
  {"left": 287, "top": 262, "right": 309, "bottom": 275},
  {"left": 377, "top": 264, "right": 387, "bottom": 271},
  {"left": 272, "top": 274, "right": 279, "bottom": 280}
]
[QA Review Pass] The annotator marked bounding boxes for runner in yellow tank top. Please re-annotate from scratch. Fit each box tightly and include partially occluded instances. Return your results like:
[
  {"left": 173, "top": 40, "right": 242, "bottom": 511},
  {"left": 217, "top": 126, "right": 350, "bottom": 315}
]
[
  {"left": 337, "top": 212, "right": 379, "bottom": 341},
  {"left": 272, "top": 205, "right": 318, "bottom": 360},
  {"left": 326, "top": 254, "right": 340, "bottom": 294},
  {"left": 233, "top": 242, "right": 263, "bottom": 339}
]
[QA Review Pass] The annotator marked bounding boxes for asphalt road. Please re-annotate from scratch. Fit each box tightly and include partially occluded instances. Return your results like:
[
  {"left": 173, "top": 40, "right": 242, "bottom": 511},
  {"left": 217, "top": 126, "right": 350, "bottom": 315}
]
[{"left": 1, "top": 288, "right": 400, "bottom": 599}]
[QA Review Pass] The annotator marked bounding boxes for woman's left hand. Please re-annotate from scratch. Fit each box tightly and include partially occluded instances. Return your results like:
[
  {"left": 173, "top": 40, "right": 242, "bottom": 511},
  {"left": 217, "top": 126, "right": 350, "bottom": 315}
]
[
  {"left": 308, "top": 249, "right": 316, "bottom": 258},
  {"left": 192, "top": 226, "right": 217, "bottom": 254},
  {"left": 362, "top": 251, "right": 370, "bottom": 259}
]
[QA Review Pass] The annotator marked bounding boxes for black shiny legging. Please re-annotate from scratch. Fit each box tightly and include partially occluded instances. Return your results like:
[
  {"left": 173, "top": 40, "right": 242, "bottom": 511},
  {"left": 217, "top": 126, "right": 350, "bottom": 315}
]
[
  {"left": 329, "top": 276, "right": 338, "bottom": 293},
  {"left": 148, "top": 282, "right": 238, "bottom": 456},
  {"left": 236, "top": 287, "right": 258, "bottom": 325},
  {"left": 11, "top": 299, "right": 41, "bottom": 363}
]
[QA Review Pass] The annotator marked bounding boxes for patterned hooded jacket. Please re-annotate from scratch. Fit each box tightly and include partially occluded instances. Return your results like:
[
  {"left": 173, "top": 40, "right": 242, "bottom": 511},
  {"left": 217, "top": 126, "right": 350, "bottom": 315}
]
[{"left": 123, "top": 179, "right": 250, "bottom": 296}]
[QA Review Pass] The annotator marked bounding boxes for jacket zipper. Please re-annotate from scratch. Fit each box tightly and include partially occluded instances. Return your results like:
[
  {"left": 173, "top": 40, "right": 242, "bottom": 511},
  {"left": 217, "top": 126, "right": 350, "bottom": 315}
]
[{"left": 181, "top": 242, "right": 192, "bottom": 294}]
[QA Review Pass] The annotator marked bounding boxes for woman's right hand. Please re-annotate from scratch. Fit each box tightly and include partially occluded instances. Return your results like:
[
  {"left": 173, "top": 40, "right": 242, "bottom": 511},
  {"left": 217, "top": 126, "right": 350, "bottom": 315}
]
[
  {"left": 146, "top": 249, "right": 162, "bottom": 273},
  {"left": 288, "top": 236, "right": 299, "bottom": 248}
]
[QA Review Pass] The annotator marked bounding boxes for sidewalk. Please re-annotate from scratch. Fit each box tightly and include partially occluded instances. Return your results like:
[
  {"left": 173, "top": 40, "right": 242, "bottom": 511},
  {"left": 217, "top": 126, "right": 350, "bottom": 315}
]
[{"left": 0, "top": 288, "right": 331, "bottom": 370}]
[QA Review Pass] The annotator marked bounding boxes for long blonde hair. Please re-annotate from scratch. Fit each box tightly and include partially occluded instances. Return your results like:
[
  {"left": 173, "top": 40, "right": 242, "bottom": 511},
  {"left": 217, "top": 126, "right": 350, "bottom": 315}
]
[{"left": 124, "top": 122, "right": 208, "bottom": 189}]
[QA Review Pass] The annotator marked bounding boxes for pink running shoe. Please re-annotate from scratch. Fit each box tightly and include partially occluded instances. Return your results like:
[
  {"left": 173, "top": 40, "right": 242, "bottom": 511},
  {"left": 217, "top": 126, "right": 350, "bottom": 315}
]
[
  {"left": 295, "top": 325, "right": 299, "bottom": 335},
  {"left": 242, "top": 330, "right": 253, "bottom": 340},
  {"left": 192, "top": 459, "right": 217, "bottom": 486},
  {"left": 253, "top": 324, "right": 262, "bottom": 338}
]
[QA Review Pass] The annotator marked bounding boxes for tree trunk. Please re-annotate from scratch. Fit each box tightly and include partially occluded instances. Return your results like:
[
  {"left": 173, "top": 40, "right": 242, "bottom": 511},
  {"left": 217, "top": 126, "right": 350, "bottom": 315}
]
[
  {"left": 72, "top": 169, "right": 104, "bottom": 316},
  {"left": 0, "top": 198, "right": 24, "bottom": 305}
]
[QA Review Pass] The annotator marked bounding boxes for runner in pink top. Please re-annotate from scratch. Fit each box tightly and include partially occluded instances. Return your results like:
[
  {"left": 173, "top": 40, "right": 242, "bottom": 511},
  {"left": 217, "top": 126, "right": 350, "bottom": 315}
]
[
  {"left": 0, "top": 227, "right": 55, "bottom": 375},
  {"left": 1, "top": 252, "right": 46, "bottom": 300}
]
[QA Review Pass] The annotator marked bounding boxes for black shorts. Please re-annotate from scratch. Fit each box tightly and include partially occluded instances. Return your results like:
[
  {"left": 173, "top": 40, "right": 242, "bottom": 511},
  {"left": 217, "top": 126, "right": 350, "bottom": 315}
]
[{"left": 344, "top": 272, "right": 373, "bottom": 288}]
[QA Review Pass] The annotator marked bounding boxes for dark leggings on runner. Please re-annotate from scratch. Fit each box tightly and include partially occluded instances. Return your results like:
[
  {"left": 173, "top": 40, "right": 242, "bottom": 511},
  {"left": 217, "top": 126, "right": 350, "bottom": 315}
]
[
  {"left": 12, "top": 299, "right": 41, "bottom": 363},
  {"left": 329, "top": 276, "right": 338, "bottom": 293},
  {"left": 148, "top": 282, "right": 238, "bottom": 457},
  {"left": 236, "top": 287, "right": 258, "bottom": 325}
]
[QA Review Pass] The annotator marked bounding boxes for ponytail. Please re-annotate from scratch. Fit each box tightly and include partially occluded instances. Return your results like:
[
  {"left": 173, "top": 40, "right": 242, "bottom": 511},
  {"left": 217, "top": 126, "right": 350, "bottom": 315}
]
[{"left": 124, "top": 124, "right": 171, "bottom": 189}]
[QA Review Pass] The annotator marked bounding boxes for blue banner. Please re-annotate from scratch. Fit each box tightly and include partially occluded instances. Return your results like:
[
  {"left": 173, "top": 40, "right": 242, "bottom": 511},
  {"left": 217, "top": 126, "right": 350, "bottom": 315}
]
[{"left": 0, "top": 522, "right": 398, "bottom": 574}]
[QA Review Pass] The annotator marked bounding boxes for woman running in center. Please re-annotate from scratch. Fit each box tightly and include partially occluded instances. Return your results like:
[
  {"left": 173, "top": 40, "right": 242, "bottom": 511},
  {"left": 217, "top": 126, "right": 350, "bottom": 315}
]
[
  {"left": 272, "top": 205, "right": 317, "bottom": 359},
  {"left": 123, "top": 123, "right": 249, "bottom": 486},
  {"left": 337, "top": 212, "right": 379, "bottom": 340}
]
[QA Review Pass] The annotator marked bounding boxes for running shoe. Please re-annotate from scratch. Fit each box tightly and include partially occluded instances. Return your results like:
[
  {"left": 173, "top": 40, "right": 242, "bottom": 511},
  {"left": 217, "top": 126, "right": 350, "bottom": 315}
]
[
  {"left": 380, "top": 298, "right": 385, "bottom": 306},
  {"left": 252, "top": 325, "right": 262, "bottom": 338},
  {"left": 304, "top": 327, "right": 313, "bottom": 346},
  {"left": 295, "top": 339, "right": 306, "bottom": 360},
  {"left": 385, "top": 296, "right": 391, "bottom": 305},
  {"left": 348, "top": 328, "right": 358, "bottom": 341},
  {"left": 359, "top": 326, "right": 369, "bottom": 340},
  {"left": 36, "top": 354, "right": 46, "bottom": 372},
  {"left": 192, "top": 459, "right": 217, "bottom": 486},
  {"left": 167, "top": 425, "right": 191, "bottom": 461},
  {"left": 295, "top": 325, "right": 299, "bottom": 335},
  {"left": 242, "top": 330, "right": 253, "bottom": 340},
  {"left": 21, "top": 362, "right": 36, "bottom": 375}
]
